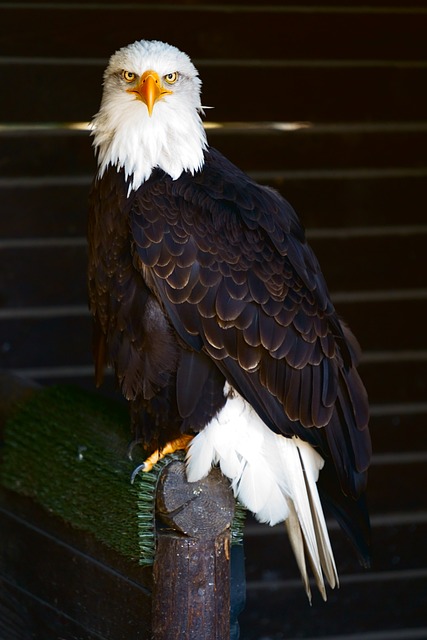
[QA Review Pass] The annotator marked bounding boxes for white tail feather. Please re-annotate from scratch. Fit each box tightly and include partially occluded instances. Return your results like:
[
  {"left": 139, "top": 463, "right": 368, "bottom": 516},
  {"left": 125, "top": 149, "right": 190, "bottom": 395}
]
[
  {"left": 186, "top": 384, "right": 338, "bottom": 601},
  {"left": 285, "top": 500, "right": 314, "bottom": 600},
  {"left": 297, "top": 443, "right": 339, "bottom": 593}
]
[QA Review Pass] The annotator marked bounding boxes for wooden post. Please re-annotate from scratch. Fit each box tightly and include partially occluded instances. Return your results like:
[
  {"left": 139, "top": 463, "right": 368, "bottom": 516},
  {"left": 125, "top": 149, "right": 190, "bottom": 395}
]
[{"left": 152, "top": 460, "right": 235, "bottom": 640}]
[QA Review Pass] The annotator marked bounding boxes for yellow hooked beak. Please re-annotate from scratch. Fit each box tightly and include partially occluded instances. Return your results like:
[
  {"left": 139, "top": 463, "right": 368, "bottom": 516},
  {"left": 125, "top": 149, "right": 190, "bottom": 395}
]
[{"left": 128, "top": 70, "right": 172, "bottom": 116}]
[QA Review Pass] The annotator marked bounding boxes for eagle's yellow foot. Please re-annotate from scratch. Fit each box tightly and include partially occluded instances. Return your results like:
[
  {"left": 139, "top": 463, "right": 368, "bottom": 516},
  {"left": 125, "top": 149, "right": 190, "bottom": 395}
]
[
  {"left": 130, "top": 434, "right": 194, "bottom": 483},
  {"left": 143, "top": 435, "right": 194, "bottom": 471}
]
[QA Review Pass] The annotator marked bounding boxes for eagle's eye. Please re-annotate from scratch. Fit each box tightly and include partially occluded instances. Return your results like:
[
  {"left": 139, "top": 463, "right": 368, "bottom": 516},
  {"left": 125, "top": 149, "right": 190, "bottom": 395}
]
[
  {"left": 122, "top": 70, "right": 136, "bottom": 83},
  {"left": 164, "top": 72, "right": 179, "bottom": 85}
]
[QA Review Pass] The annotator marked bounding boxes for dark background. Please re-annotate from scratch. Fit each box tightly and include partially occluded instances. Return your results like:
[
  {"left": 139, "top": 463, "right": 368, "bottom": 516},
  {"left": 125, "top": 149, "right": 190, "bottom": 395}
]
[{"left": 1, "top": 1, "right": 427, "bottom": 638}]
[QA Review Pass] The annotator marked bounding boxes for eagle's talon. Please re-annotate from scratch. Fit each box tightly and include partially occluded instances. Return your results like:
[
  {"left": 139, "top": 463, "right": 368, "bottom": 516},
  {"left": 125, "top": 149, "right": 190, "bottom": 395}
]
[
  {"left": 130, "top": 435, "right": 194, "bottom": 482},
  {"left": 127, "top": 437, "right": 144, "bottom": 461},
  {"left": 130, "top": 463, "right": 147, "bottom": 484}
]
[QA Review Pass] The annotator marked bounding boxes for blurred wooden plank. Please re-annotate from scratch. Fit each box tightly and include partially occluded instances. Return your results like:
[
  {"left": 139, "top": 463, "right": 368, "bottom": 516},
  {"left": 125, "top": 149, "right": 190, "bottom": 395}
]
[
  {"left": 0, "top": 579, "right": 108, "bottom": 640},
  {"left": 273, "top": 173, "right": 427, "bottom": 229},
  {"left": 2, "top": 63, "right": 427, "bottom": 123},
  {"left": 12, "top": 0, "right": 427, "bottom": 6},
  {"left": 1, "top": 6, "right": 426, "bottom": 61},
  {"left": 359, "top": 359, "right": 427, "bottom": 406},
  {"left": 0, "top": 314, "right": 92, "bottom": 370},
  {"left": 0, "top": 245, "right": 86, "bottom": 308},
  {"left": 211, "top": 125, "right": 427, "bottom": 174},
  {"left": 13, "top": 370, "right": 119, "bottom": 400},
  {"left": 310, "top": 232, "right": 427, "bottom": 292},
  {"left": 0, "top": 489, "right": 151, "bottom": 640},
  {"left": 0, "top": 130, "right": 96, "bottom": 178},
  {"left": 2, "top": 125, "right": 427, "bottom": 177},
  {"left": 370, "top": 411, "right": 427, "bottom": 453},
  {"left": 365, "top": 457, "right": 427, "bottom": 513},
  {"left": 335, "top": 297, "right": 427, "bottom": 352},
  {"left": 0, "top": 183, "right": 89, "bottom": 238},
  {"left": 240, "top": 573, "right": 427, "bottom": 639}
]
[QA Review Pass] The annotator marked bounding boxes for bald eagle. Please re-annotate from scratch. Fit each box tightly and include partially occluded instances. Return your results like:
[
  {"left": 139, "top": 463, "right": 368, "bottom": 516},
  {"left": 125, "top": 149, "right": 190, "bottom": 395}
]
[{"left": 88, "top": 39, "right": 371, "bottom": 601}]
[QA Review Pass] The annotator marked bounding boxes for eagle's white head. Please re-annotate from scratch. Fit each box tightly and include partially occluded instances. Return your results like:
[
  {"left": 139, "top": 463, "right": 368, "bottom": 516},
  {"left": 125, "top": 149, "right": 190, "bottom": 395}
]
[{"left": 91, "top": 40, "right": 208, "bottom": 192}]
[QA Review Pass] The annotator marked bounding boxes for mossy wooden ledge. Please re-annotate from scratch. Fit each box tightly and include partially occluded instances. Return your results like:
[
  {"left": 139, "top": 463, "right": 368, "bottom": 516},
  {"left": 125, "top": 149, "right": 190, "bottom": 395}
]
[
  {"left": 0, "top": 374, "right": 246, "bottom": 639},
  {"left": 0, "top": 376, "right": 145, "bottom": 561},
  {"left": 0, "top": 374, "right": 153, "bottom": 640}
]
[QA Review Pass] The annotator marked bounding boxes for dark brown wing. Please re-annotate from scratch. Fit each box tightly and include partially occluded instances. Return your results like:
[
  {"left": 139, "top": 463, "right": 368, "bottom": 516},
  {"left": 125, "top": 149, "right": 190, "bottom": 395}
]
[
  {"left": 87, "top": 167, "right": 226, "bottom": 451},
  {"left": 130, "top": 148, "right": 371, "bottom": 507}
]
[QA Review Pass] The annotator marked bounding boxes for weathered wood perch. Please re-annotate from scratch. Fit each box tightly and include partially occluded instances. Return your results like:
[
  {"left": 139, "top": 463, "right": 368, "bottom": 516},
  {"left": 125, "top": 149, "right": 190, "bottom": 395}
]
[
  {"left": 0, "top": 374, "right": 245, "bottom": 639},
  {"left": 153, "top": 460, "right": 235, "bottom": 639}
]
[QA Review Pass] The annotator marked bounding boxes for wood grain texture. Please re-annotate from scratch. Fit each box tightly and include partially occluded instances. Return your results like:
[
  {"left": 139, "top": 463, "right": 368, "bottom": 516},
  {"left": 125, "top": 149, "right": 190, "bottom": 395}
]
[
  {"left": 152, "top": 461, "right": 234, "bottom": 640},
  {"left": 156, "top": 461, "right": 235, "bottom": 538}
]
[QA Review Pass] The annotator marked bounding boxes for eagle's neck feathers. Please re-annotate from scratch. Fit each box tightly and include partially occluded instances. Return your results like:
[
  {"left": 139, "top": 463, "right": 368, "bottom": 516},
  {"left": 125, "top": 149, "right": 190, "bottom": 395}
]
[{"left": 91, "top": 89, "right": 208, "bottom": 193}]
